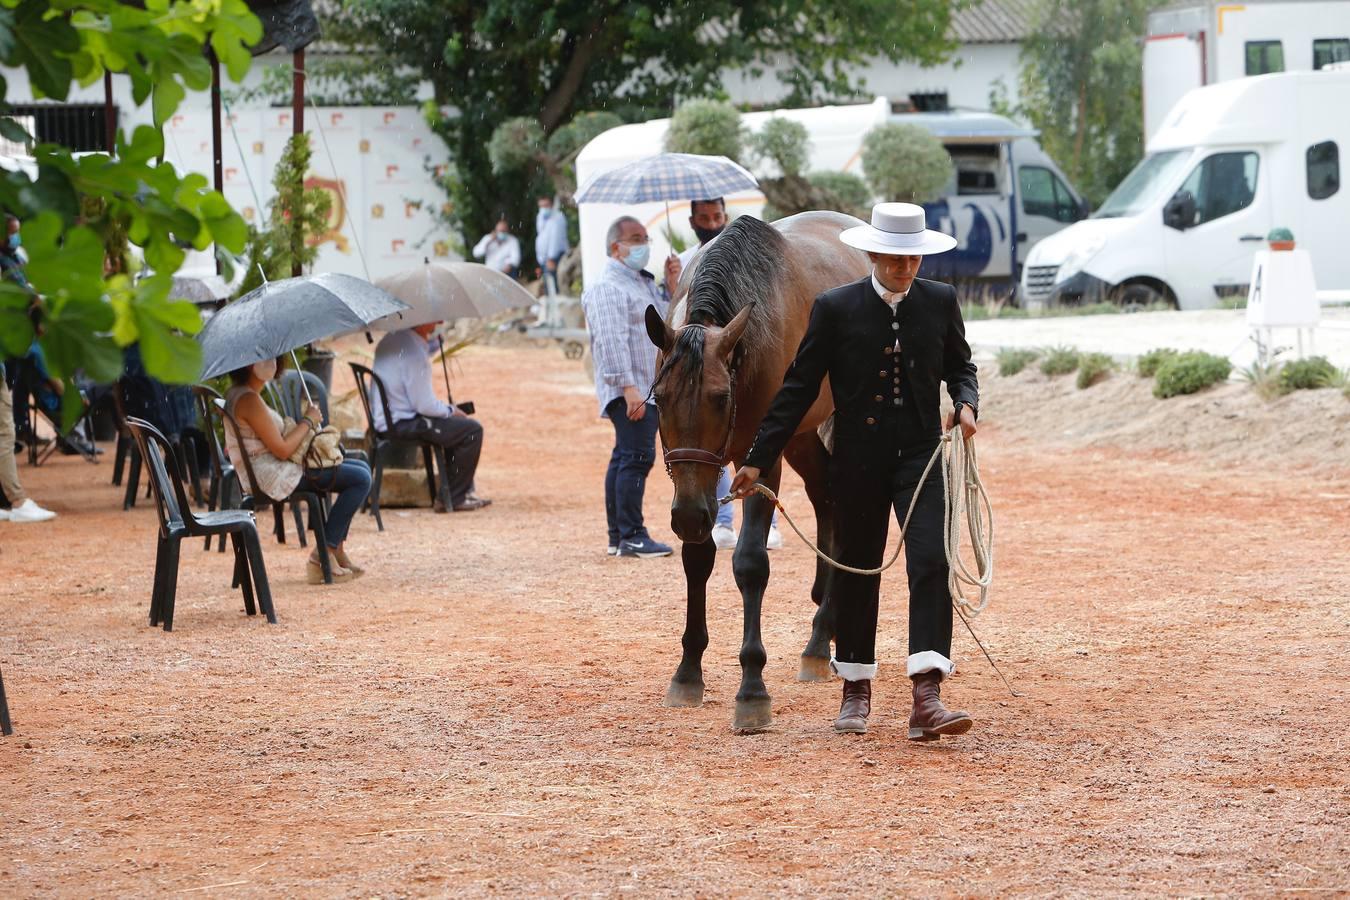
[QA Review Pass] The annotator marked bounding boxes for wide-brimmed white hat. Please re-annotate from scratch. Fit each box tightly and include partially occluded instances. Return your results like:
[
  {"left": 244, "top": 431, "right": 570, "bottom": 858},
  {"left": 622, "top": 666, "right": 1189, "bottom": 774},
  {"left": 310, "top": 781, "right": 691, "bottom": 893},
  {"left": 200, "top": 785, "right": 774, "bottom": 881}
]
[{"left": 839, "top": 202, "right": 957, "bottom": 255}]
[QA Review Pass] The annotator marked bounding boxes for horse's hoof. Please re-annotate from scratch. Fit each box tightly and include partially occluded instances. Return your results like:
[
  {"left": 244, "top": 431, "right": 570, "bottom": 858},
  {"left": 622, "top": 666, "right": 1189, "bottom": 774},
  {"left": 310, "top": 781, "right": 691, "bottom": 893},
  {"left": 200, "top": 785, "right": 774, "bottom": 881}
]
[
  {"left": 797, "top": 654, "right": 833, "bottom": 682},
  {"left": 663, "top": 680, "right": 705, "bottom": 708},
  {"left": 732, "top": 697, "right": 773, "bottom": 732}
]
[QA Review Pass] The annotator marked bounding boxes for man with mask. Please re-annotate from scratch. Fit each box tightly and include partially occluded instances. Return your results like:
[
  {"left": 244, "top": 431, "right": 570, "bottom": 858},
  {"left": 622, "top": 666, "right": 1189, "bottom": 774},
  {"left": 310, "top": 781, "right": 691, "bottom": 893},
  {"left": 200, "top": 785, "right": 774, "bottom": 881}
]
[
  {"left": 472, "top": 217, "right": 521, "bottom": 279},
  {"left": 676, "top": 198, "right": 783, "bottom": 553},
  {"left": 534, "top": 196, "right": 570, "bottom": 295},
  {"left": 582, "top": 215, "right": 681, "bottom": 559}
]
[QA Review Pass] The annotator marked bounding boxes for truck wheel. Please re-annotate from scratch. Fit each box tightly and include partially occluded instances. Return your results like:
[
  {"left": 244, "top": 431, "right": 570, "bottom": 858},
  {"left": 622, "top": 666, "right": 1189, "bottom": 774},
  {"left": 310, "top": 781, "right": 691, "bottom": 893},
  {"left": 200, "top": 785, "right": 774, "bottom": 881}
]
[{"left": 1113, "top": 283, "right": 1166, "bottom": 312}]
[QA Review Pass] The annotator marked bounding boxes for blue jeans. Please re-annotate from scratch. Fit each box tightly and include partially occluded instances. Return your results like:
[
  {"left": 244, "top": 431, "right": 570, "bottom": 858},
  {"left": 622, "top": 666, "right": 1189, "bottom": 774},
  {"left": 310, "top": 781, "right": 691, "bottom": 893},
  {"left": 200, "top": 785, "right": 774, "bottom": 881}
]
[
  {"left": 301, "top": 459, "right": 372, "bottom": 548},
  {"left": 715, "top": 466, "right": 777, "bottom": 529},
  {"left": 604, "top": 398, "right": 658, "bottom": 545}
]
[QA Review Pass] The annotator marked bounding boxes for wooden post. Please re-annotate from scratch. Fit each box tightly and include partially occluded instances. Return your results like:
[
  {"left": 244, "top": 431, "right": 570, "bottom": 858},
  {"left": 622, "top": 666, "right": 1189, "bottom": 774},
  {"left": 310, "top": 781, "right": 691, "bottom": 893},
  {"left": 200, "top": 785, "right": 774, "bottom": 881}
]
[
  {"left": 103, "top": 70, "right": 115, "bottom": 153},
  {"left": 292, "top": 47, "right": 305, "bottom": 278}
]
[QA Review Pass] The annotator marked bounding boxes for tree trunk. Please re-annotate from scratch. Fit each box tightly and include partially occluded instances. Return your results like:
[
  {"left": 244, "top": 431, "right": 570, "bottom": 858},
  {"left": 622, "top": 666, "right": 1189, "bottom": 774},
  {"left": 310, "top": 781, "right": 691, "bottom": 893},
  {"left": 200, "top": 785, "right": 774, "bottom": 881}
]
[
  {"left": 1073, "top": 79, "right": 1088, "bottom": 176},
  {"left": 539, "top": 26, "right": 605, "bottom": 134}
]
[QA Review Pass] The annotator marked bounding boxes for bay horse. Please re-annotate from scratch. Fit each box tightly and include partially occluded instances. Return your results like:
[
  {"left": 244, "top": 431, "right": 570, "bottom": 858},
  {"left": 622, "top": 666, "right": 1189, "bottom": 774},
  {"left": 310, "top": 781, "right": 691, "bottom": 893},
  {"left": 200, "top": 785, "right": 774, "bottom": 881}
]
[{"left": 643, "top": 211, "right": 870, "bottom": 731}]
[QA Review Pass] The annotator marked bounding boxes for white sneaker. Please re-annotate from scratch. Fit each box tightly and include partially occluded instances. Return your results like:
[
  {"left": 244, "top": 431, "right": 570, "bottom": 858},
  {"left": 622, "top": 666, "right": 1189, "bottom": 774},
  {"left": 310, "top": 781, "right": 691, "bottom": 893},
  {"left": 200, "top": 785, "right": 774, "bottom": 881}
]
[
  {"left": 8, "top": 498, "right": 56, "bottom": 523},
  {"left": 711, "top": 524, "right": 737, "bottom": 549},
  {"left": 766, "top": 524, "right": 784, "bottom": 550}
]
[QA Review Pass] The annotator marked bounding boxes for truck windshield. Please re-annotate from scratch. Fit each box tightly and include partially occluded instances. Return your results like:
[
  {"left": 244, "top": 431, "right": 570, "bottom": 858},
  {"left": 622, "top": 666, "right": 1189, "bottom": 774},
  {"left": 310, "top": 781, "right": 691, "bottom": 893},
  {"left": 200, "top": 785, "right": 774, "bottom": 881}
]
[{"left": 1094, "top": 150, "right": 1191, "bottom": 218}]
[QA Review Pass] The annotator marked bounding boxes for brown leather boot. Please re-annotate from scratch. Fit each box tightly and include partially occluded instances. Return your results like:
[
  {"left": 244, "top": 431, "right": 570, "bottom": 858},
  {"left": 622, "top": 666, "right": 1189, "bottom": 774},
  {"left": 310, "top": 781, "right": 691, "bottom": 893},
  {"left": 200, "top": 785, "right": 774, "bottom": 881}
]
[
  {"left": 833, "top": 679, "right": 871, "bottom": 734},
  {"left": 908, "top": 671, "right": 972, "bottom": 741}
]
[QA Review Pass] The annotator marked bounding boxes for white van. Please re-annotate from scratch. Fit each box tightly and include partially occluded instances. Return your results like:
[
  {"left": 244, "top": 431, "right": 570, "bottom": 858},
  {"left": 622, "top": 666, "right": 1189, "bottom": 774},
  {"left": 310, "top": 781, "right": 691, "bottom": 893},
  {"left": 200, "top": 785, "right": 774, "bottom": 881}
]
[
  {"left": 576, "top": 102, "right": 1087, "bottom": 290},
  {"left": 1021, "top": 70, "right": 1349, "bottom": 310}
]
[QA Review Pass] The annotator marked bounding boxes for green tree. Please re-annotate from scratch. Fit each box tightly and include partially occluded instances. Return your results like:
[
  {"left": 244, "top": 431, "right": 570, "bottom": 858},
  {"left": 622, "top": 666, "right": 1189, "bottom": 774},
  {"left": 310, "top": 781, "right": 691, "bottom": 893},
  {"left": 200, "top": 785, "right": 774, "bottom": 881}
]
[
  {"left": 1005, "top": 0, "right": 1156, "bottom": 206},
  {"left": 337, "top": 0, "right": 959, "bottom": 251},
  {"left": 745, "top": 115, "right": 869, "bottom": 219},
  {"left": 860, "top": 123, "right": 951, "bottom": 203},
  {"left": 236, "top": 134, "right": 334, "bottom": 297},
  {"left": 664, "top": 99, "right": 745, "bottom": 160},
  {"left": 0, "top": 0, "right": 260, "bottom": 420}
]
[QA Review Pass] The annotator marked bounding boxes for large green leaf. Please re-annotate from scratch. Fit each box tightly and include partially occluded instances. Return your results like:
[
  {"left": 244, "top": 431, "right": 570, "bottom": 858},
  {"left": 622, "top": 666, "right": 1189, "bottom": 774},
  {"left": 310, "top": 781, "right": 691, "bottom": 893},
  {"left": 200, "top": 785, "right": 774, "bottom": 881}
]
[
  {"left": 40, "top": 297, "right": 119, "bottom": 382},
  {"left": 0, "top": 281, "right": 35, "bottom": 357},
  {"left": 12, "top": 0, "right": 78, "bottom": 99},
  {"left": 116, "top": 124, "right": 164, "bottom": 166},
  {"left": 22, "top": 215, "right": 105, "bottom": 299}
]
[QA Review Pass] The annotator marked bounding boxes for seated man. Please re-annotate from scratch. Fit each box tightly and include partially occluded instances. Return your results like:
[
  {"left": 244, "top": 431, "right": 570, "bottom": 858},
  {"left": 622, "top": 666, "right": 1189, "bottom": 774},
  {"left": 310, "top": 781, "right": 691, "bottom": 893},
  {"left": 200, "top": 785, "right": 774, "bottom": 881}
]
[{"left": 372, "top": 323, "right": 490, "bottom": 512}]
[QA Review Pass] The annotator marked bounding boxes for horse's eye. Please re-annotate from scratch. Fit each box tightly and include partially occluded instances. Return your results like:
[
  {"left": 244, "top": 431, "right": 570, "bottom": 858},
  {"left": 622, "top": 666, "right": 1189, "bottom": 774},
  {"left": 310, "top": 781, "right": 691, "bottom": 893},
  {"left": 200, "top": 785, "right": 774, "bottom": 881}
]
[{"left": 713, "top": 393, "right": 731, "bottom": 407}]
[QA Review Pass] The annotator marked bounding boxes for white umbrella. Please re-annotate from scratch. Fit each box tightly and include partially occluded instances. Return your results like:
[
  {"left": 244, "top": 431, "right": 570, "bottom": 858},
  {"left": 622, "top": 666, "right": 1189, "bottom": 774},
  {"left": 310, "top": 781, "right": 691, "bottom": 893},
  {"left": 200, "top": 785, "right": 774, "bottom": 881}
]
[{"left": 370, "top": 260, "right": 535, "bottom": 331}]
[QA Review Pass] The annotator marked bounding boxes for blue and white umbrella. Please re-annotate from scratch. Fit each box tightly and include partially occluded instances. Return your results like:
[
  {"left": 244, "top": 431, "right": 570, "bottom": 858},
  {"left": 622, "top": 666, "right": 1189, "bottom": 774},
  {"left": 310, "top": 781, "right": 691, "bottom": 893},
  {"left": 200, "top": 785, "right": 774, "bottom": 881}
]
[{"left": 574, "top": 153, "right": 759, "bottom": 206}]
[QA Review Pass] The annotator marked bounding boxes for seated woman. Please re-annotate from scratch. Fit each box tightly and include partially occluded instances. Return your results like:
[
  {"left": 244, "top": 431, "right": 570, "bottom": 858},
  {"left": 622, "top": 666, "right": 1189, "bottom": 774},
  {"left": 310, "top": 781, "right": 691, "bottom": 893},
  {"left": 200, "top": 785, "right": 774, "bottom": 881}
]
[{"left": 224, "top": 356, "right": 372, "bottom": 584}]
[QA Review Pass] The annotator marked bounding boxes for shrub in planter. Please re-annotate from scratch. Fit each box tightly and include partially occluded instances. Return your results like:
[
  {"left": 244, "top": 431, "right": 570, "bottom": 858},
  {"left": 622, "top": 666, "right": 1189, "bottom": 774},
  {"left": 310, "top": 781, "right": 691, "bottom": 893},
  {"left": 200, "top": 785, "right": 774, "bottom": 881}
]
[
  {"left": 1153, "top": 351, "right": 1232, "bottom": 398},
  {"left": 1039, "top": 346, "right": 1079, "bottom": 376},
  {"left": 1076, "top": 352, "right": 1113, "bottom": 389},
  {"left": 1278, "top": 355, "right": 1337, "bottom": 391},
  {"left": 996, "top": 347, "right": 1038, "bottom": 376},
  {"left": 1136, "top": 347, "right": 1178, "bottom": 378}
]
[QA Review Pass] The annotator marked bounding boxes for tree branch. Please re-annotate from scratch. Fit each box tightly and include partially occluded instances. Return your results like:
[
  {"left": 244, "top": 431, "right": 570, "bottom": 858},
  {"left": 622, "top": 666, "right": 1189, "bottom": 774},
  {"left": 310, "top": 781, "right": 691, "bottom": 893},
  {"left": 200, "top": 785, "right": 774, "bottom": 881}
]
[{"left": 539, "top": 24, "right": 604, "bottom": 134}]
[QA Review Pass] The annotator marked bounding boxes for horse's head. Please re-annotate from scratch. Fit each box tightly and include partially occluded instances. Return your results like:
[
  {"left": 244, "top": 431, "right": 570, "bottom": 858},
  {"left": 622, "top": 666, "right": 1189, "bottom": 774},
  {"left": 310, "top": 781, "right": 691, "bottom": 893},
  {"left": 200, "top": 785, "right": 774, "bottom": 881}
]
[{"left": 646, "top": 303, "right": 752, "bottom": 545}]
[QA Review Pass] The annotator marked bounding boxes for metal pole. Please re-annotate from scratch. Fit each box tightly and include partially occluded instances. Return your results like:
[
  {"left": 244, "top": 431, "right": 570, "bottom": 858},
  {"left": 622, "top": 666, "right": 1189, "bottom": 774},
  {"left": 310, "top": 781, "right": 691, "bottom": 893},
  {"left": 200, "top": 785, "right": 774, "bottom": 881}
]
[
  {"left": 103, "top": 70, "right": 115, "bottom": 153},
  {"left": 292, "top": 47, "right": 305, "bottom": 279},
  {"left": 209, "top": 49, "right": 224, "bottom": 276}
]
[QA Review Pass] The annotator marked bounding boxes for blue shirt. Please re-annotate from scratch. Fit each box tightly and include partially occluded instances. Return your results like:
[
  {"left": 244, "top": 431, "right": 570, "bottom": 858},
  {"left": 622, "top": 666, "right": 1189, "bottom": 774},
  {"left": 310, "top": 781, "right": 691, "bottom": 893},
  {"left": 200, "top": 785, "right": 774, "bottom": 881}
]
[
  {"left": 534, "top": 209, "right": 570, "bottom": 265},
  {"left": 581, "top": 257, "right": 669, "bottom": 417}
]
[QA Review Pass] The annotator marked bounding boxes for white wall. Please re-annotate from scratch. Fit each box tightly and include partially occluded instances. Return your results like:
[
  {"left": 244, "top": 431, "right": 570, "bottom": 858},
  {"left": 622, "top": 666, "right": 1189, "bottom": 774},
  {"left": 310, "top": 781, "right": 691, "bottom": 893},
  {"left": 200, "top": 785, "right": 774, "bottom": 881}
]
[{"left": 721, "top": 43, "right": 1023, "bottom": 112}]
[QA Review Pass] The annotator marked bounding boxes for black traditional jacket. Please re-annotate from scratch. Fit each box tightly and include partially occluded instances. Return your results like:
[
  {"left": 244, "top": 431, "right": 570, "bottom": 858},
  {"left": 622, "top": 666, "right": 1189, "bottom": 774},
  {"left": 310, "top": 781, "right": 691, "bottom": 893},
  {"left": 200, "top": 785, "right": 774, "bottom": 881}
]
[{"left": 744, "top": 275, "right": 979, "bottom": 471}]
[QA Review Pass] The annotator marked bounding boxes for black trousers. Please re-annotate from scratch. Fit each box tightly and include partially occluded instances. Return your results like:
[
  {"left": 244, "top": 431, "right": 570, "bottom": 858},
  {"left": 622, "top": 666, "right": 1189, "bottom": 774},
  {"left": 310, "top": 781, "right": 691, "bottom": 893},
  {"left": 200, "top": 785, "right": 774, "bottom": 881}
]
[
  {"left": 391, "top": 413, "right": 484, "bottom": 507},
  {"left": 829, "top": 430, "right": 951, "bottom": 668}
]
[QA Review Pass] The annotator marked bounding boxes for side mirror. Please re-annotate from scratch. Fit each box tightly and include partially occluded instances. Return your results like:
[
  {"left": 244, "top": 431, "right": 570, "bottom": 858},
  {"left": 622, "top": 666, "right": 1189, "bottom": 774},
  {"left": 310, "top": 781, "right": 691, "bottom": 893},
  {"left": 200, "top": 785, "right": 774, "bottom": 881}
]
[
  {"left": 1075, "top": 198, "right": 1091, "bottom": 221},
  {"left": 1163, "top": 191, "right": 1196, "bottom": 230}
]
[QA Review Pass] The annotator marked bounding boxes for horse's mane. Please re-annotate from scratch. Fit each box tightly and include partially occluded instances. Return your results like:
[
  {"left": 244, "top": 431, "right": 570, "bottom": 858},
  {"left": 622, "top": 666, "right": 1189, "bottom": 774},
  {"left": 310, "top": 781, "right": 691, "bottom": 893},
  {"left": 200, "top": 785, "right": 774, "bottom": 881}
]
[{"left": 663, "top": 216, "right": 785, "bottom": 384}]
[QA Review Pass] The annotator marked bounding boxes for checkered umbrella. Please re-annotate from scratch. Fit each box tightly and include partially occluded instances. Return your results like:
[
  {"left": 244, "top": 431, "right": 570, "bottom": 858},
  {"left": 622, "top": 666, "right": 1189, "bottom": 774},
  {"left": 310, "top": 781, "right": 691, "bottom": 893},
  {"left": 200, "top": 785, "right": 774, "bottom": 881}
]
[{"left": 574, "top": 153, "right": 759, "bottom": 206}]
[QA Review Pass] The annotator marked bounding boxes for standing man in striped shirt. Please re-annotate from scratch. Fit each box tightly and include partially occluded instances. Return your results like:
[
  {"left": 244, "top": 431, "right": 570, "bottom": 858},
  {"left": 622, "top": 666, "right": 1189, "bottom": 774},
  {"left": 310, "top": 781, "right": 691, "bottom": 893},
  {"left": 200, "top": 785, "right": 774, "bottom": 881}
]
[{"left": 582, "top": 215, "right": 682, "bottom": 559}]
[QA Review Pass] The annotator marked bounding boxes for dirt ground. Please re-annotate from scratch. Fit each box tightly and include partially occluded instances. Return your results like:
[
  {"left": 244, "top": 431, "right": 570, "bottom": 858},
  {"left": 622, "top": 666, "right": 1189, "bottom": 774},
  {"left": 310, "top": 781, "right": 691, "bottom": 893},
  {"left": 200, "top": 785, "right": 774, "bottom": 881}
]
[{"left": 2, "top": 344, "right": 1348, "bottom": 897}]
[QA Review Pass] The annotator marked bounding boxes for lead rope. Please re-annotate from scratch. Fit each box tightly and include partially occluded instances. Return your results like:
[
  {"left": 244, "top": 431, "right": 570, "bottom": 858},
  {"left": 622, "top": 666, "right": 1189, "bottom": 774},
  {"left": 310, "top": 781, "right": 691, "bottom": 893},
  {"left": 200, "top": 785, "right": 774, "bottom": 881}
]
[{"left": 726, "top": 427, "right": 1017, "bottom": 696}]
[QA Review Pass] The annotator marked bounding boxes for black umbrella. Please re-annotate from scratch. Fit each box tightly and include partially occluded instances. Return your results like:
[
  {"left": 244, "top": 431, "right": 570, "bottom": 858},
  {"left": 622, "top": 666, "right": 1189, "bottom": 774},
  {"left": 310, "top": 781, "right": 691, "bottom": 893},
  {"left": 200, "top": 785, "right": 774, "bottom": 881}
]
[{"left": 198, "top": 272, "right": 410, "bottom": 382}]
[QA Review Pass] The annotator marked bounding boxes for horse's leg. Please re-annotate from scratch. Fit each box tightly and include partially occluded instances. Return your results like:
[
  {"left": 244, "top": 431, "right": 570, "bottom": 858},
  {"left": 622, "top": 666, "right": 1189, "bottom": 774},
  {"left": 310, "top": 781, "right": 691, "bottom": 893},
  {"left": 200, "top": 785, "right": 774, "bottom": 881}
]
[
  {"left": 730, "top": 462, "right": 780, "bottom": 731},
  {"left": 784, "top": 432, "right": 837, "bottom": 683},
  {"left": 664, "top": 536, "right": 715, "bottom": 708}
]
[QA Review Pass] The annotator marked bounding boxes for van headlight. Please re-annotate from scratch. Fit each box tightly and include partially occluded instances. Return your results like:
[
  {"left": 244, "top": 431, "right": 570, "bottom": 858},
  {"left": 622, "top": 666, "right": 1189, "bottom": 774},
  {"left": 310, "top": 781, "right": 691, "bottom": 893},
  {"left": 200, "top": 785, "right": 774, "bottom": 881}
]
[{"left": 1054, "top": 235, "right": 1106, "bottom": 284}]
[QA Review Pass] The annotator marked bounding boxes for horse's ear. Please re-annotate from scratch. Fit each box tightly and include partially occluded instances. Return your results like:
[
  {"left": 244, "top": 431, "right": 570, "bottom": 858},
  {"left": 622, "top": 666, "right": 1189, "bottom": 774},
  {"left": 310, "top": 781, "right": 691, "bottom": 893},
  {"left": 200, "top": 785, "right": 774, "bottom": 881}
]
[
  {"left": 644, "top": 304, "right": 674, "bottom": 352},
  {"left": 716, "top": 306, "right": 752, "bottom": 361}
]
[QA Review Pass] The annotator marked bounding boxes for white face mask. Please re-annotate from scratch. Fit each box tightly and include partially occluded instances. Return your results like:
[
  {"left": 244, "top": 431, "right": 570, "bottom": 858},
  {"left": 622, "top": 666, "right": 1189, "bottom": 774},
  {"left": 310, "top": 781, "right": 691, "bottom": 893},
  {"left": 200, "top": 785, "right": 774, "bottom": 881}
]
[{"left": 252, "top": 359, "right": 277, "bottom": 382}]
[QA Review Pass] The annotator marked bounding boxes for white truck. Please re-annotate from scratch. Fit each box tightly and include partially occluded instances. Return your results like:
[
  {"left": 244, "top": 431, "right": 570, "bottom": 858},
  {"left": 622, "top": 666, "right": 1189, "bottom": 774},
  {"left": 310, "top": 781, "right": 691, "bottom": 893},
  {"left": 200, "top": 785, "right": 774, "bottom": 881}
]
[
  {"left": 575, "top": 101, "right": 1086, "bottom": 291},
  {"left": 1021, "top": 70, "right": 1348, "bottom": 310},
  {"left": 1144, "top": 0, "right": 1350, "bottom": 141}
]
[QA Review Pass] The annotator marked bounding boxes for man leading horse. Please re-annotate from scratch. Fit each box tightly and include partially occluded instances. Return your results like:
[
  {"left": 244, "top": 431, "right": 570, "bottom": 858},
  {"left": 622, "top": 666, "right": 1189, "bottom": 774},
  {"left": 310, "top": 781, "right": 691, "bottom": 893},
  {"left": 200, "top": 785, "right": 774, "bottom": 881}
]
[{"left": 731, "top": 202, "right": 981, "bottom": 741}]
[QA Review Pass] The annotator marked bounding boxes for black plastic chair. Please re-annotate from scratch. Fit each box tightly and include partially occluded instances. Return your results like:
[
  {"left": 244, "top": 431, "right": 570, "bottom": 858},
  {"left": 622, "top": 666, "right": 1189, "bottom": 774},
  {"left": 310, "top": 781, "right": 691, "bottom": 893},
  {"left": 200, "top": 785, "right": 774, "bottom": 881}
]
[
  {"left": 125, "top": 417, "right": 275, "bottom": 632},
  {"left": 193, "top": 385, "right": 243, "bottom": 553},
  {"left": 216, "top": 401, "right": 337, "bottom": 584},
  {"left": 0, "top": 664, "right": 12, "bottom": 736},
  {"left": 349, "top": 362, "right": 445, "bottom": 531}
]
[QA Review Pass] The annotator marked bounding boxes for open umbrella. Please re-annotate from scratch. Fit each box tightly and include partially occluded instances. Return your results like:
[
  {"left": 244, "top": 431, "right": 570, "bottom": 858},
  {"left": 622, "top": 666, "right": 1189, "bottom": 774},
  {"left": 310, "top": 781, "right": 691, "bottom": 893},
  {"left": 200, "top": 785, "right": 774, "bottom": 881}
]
[
  {"left": 573, "top": 152, "right": 759, "bottom": 235},
  {"left": 170, "top": 274, "right": 232, "bottom": 306},
  {"left": 369, "top": 260, "right": 535, "bottom": 331},
  {"left": 197, "top": 272, "right": 409, "bottom": 381},
  {"left": 369, "top": 259, "right": 535, "bottom": 398}
]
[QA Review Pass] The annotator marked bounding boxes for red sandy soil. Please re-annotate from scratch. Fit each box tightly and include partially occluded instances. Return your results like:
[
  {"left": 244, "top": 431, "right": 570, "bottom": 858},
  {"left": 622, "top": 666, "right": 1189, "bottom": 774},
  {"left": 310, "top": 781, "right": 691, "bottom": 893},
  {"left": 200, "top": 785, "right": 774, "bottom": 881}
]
[{"left": 2, "top": 344, "right": 1347, "bottom": 896}]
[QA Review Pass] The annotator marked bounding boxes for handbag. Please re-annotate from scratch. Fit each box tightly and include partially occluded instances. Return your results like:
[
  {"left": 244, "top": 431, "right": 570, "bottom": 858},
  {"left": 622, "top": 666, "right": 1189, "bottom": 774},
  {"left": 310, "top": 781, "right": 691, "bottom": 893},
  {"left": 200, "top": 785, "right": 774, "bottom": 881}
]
[{"left": 285, "top": 416, "right": 346, "bottom": 469}]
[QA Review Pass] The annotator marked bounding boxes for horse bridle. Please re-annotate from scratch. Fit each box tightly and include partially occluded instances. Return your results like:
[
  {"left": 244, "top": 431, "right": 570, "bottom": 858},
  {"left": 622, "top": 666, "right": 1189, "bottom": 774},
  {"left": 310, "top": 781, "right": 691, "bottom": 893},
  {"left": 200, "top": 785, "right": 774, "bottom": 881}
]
[{"left": 660, "top": 323, "right": 738, "bottom": 477}]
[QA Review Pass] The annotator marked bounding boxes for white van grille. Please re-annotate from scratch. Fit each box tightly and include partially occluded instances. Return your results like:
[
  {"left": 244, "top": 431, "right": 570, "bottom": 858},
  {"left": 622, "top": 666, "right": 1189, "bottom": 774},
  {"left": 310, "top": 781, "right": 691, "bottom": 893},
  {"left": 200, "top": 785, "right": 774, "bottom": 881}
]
[{"left": 1024, "top": 265, "right": 1059, "bottom": 299}]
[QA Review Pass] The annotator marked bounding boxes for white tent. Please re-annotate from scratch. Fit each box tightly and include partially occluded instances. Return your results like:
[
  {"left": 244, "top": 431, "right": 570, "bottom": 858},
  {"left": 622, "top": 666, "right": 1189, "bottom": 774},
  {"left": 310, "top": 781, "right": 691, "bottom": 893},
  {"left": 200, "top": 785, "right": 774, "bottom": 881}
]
[{"left": 574, "top": 97, "right": 889, "bottom": 289}]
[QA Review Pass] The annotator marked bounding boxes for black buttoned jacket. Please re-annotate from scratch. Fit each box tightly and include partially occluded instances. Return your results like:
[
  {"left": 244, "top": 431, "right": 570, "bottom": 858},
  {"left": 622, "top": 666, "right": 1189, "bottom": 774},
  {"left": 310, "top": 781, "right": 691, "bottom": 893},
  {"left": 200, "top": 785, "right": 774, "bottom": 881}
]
[{"left": 744, "top": 275, "right": 979, "bottom": 471}]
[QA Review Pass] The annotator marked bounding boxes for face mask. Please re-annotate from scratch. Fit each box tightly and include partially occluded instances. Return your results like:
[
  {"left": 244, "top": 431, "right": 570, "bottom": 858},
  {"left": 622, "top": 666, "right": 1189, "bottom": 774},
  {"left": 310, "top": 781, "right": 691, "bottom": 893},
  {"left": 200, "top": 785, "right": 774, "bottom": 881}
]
[
  {"left": 8, "top": 233, "right": 19, "bottom": 250},
  {"left": 495, "top": 231, "right": 508, "bottom": 241},
  {"left": 621, "top": 243, "right": 650, "bottom": 271},
  {"left": 252, "top": 359, "right": 277, "bottom": 382},
  {"left": 538, "top": 207, "right": 552, "bottom": 219},
  {"left": 692, "top": 223, "right": 724, "bottom": 245}
]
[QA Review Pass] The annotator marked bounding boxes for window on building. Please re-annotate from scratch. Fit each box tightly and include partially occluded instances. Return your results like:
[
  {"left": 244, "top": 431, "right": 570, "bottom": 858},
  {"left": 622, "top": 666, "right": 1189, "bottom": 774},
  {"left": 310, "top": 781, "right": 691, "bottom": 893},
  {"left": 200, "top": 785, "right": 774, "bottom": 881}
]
[
  {"left": 1313, "top": 38, "right": 1350, "bottom": 70},
  {"left": 8, "top": 103, "right": 110, "bottom": 152},
  {"left": 1307, "top": 141, "right": 1340, "bottom": 200},
  {"left": 1245, "top": 41, "right": 1285, "bottom": 75},
  {"left": 1174, "top": 152, "right": 1260, "bottom": 226},
  {"left": 1019, "top": 166, "right": 1078, "bottom": 223}
]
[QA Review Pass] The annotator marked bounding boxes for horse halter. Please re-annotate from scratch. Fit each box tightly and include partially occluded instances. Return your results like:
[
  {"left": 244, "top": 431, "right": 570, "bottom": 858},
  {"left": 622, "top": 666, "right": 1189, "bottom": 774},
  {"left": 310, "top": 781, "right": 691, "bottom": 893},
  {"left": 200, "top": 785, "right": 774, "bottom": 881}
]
[{"left": 660, "top": 323, "right": 738, "bottom": 477}]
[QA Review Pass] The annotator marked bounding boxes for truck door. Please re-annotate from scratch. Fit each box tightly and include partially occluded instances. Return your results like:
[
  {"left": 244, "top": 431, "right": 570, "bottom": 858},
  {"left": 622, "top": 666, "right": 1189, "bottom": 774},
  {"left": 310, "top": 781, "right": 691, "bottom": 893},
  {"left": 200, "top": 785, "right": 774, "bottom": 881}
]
[
  {"left": 1161, "top": 149, "right": 1270, "bottom": 309},
  {"left": 1018, "top": 164, "right": 1083, "bottom": 255}
]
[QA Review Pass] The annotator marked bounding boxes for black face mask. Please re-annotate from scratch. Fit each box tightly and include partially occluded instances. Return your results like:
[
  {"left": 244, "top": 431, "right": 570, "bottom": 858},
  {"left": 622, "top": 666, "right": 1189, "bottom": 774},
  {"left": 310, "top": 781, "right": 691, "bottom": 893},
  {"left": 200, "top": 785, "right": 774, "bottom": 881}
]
[{"left": 692, "top": 223, "right": 724, "bottom": 245}]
